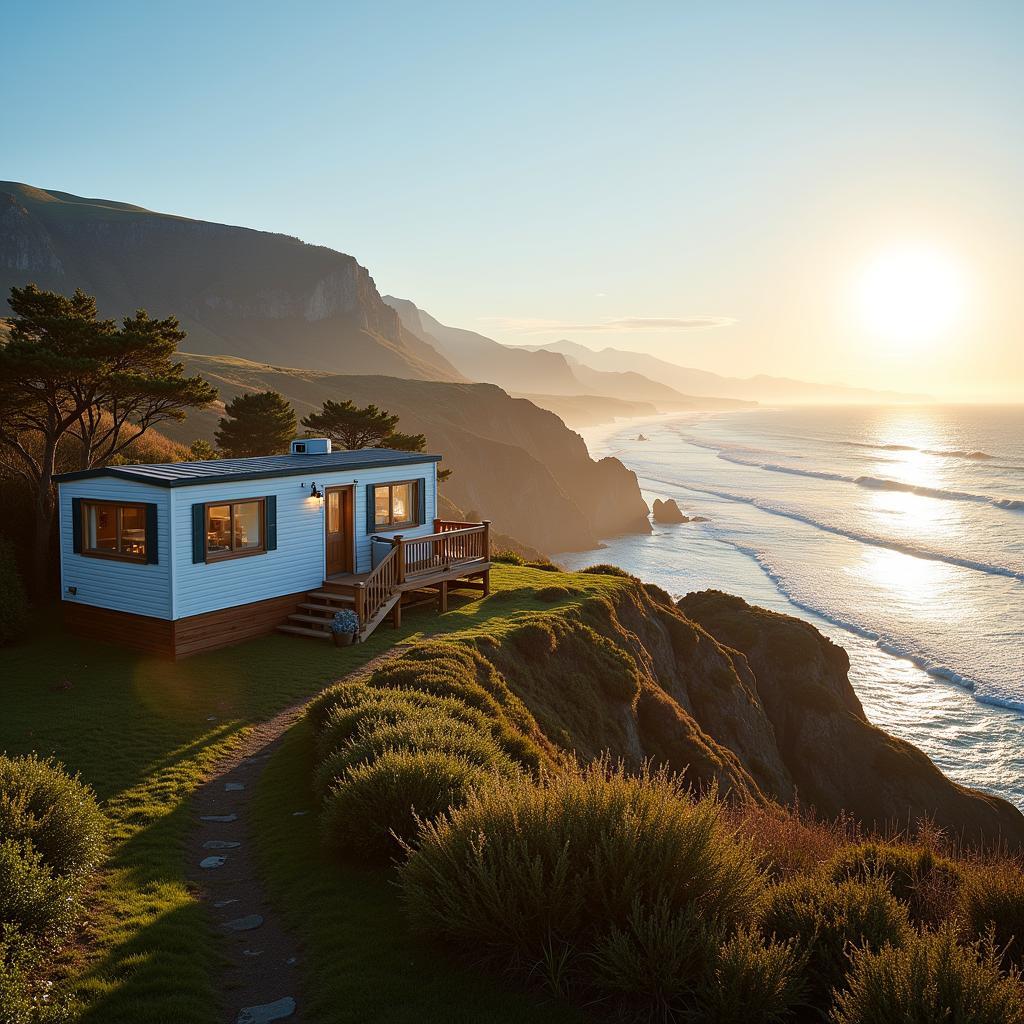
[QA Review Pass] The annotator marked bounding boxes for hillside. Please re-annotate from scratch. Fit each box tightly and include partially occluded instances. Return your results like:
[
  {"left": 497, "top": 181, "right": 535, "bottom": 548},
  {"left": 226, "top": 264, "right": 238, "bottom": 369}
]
[
  {"left": 166, "top": 353, "right": 652, "bottom": 553},
  {"left": 527, "top": 338, "right": 930, "bottom": 404},
  {"left": 385, "top": 295, "right": 751, "bottom": 408},
  {"left": 0, "top": 182, "right": 462, "bottom": 381}
]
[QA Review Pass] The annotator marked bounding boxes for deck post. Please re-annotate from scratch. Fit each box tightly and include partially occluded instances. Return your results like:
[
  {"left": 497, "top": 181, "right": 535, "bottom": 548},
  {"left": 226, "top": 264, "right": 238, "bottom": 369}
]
[
  {"left": 393, "top": 535, "right": 405, "bottom": 584},
  {"left": 482, "top": 569, "right": 491, "bottom": 597},
  {"left": 433, "top": 517, "right": 441, "bottom": 532},
  {"left": 482, "top": 520, "right": 491, "bottom": 560},
  {"left": 438, "top": 579, "right": 448, "bottom": 613},
  {"left": 354, "top": 583, "right": 366, "bottom": 630},
  {"left": 392, "top": 595, "right": 402, "bottom": 629}
]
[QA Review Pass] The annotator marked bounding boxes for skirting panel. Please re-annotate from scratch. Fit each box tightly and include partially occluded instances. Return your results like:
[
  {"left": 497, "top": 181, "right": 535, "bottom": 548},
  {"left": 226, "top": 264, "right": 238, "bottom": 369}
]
[{"left": 64, "top": 591, "right": 306, "bottom": 658}]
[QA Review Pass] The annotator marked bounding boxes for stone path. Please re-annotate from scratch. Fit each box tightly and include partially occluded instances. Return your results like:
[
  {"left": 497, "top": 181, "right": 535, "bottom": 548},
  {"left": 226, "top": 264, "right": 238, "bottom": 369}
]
[{"left": 185, "top": 703, "right": 309, "bottom": 1024}]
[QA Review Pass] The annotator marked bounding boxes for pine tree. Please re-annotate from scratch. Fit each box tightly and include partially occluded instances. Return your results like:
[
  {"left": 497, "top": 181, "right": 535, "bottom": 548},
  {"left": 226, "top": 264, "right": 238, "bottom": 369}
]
[{"left": 215, "top": 391, "right": 297, "bottom": 458}]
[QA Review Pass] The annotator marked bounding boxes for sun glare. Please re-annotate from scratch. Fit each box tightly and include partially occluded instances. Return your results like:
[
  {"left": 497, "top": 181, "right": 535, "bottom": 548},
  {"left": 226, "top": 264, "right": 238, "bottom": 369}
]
[{"left": 855, "top": 244, "right": 966, "bottom": 350}]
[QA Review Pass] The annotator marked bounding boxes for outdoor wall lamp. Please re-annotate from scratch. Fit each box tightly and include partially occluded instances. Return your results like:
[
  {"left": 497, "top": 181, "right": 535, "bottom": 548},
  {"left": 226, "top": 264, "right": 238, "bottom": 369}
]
[{"left": 303, "top": 481, "right": 323, "bottom": 499}]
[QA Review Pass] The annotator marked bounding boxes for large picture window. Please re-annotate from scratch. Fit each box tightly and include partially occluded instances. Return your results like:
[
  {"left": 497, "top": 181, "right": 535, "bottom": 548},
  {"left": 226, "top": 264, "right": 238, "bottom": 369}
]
[
  {"left": 82, "top": 501, "right": 148, "bottom": 561},
  {"left": 206, "top": 499, "right": 265, "bottom": 560},
  {"left": 373, "top": 481, "right": 418, "bottom": 529}
]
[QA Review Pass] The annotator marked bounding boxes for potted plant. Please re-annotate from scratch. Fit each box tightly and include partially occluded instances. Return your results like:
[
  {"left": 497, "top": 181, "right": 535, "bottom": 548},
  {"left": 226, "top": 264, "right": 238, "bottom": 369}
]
[{"left": 330, "top": 608, "right": 359, "bottom": 647}]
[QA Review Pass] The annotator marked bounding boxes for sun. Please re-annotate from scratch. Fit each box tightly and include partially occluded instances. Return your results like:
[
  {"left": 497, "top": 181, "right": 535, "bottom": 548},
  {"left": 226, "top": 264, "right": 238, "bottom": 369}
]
[{"left": 855, "top": 244, "right": 967, "bottom": 350}]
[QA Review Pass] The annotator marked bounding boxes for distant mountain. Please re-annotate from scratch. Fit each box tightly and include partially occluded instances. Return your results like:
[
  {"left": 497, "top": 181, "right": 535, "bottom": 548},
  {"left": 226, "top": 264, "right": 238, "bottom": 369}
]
[
  {"left": 384, "top": 295, "right": 748, "bottom": 407},
  {"left": 0, "top": 182, "right": 461, "bottom": 382},
  {"left": 164, "top": 353, "right": 652, "bottom": 553},
  {"left": 526, "top": 339, "right": 929, "bottom": 404}
]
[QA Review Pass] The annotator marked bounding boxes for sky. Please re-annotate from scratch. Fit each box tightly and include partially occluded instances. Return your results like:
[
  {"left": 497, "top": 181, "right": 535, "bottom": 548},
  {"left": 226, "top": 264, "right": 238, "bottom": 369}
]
[{"left": 4, "top": 1, "right": 1022, "bottom": 400}]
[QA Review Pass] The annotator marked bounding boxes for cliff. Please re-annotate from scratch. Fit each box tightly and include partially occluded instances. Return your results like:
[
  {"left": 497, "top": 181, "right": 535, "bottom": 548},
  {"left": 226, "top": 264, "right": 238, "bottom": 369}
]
[
  {"left": 164, "top": 353, "right": 652, "bottom": 553},
  {"left": 440, "top": 570, "right": 1024, "bottom": 846},
  {"left": 0, "top": 182, "right": 461, "bottom": 381}
]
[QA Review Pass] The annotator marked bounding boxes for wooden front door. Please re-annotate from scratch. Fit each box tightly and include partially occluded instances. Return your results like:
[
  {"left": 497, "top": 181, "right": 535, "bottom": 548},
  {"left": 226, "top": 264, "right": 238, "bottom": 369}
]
[{"left": 324, "top": 486, "right": 354, "bottom": 576}]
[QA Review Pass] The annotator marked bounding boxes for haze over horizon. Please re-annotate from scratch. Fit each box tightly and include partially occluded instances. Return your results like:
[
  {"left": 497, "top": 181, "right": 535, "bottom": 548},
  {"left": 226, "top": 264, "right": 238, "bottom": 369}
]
[{"left": 4, "top": 1, "right": 1022, "bottom": 401}]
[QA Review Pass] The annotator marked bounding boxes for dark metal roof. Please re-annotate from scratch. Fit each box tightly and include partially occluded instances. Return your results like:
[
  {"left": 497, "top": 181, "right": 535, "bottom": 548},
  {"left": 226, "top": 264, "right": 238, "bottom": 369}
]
[{"left": 54, "top": 448, "right": 442, "bottom": 489}]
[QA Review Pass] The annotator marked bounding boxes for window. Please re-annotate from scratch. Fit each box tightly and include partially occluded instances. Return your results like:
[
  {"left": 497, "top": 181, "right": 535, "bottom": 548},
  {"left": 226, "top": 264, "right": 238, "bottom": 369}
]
[
  {"left": 373, "top": 481, "right": 418, "bottom": 529},
  {"left": 205, "top": 499, "right": 265, "bottom": 560},
  {"left": 82, "top": 501, "right": 148, "bottom": 561}
]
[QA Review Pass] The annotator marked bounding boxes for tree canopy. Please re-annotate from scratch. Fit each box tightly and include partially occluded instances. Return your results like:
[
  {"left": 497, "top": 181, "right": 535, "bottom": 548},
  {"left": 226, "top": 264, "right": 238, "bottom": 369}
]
[
  {"left": 301, "top": 399, "right": 427, "bottom": 452},
  {"left": 0, "top": 284, "right": 217, "bottom": 591},
  {"left": 214, "top": 390, "right": 297, "bottom": 458}
]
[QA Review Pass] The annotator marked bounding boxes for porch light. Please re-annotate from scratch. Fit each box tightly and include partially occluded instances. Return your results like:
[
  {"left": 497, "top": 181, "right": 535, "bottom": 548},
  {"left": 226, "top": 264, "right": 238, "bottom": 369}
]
[{"left": 304, "top": 481, "right": 323, "bottom": 499}]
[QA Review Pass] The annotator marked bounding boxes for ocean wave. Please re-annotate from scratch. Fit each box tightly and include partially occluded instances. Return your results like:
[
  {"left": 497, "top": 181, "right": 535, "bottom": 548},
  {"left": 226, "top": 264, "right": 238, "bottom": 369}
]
[
  {"left": 681, "top": 438, "right": 1024, "bottom": 510},
  {"left": 722, "top": 540, "right": 1024, "bottom": 713},
  {"left": 638, "top": 473, "right": 1024, "bottom": 582}
]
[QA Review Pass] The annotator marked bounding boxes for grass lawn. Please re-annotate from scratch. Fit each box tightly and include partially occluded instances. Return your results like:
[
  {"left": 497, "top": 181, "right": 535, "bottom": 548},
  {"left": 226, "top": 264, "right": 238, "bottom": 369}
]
[{"left": 0, "top": 565, "right": 620, "bottom": 1023}]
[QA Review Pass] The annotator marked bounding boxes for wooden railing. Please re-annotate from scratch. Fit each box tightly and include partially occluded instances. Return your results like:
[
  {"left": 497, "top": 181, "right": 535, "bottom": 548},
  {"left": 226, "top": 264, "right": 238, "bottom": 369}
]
[
  {"left": 354, "top": 542, "right": 400, "bottom": 631},
  {"left": 398, "top": 522, "right": 490, "bottom": 581}
]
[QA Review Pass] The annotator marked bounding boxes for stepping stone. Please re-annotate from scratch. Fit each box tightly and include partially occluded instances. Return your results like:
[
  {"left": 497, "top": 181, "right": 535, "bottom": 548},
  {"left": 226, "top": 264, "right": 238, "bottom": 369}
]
[
  {"left": 200, "top": 856, "right": 226, "bottom": 869},
  {"left": 285, "top": 956, "right": 298, "bottom": 966},
  {"left": 243, "top": 949, "right": 264, "bottom": 957},
  {"left": 291, "top": 810, "right": 308, "bottom": 817},
  {"left": 206, "top": 715, "right": 217, "bottom": 722},
  {"left": 225, "top": 782, "right": 245, "bottom": 791},
  {"left": 236, "top": 997, "right": 295, "bottom": 1024},
  {"left": 203, "top": 840, "right": 240, "bottom": 850},
  {"left": 214, "top": 899, "right": 239, "bottom": 908},
  {"left": 224, "top": 914, "right": 263, "bottom": 931},
  {"left": 201, "top": 814, "right": 237, "bottom": 823}
]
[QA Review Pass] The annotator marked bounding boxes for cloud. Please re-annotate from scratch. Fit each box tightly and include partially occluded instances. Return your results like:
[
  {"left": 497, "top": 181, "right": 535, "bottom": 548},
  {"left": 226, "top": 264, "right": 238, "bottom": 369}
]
[{"left": 480, "top": 315, "right": 736, "bottom": 334}]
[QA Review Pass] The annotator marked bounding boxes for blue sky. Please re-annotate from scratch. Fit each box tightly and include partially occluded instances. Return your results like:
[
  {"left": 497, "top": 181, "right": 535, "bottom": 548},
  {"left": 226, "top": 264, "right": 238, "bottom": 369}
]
[{"left": 5, "top": 1, "right": 1022, "bottom": 397}]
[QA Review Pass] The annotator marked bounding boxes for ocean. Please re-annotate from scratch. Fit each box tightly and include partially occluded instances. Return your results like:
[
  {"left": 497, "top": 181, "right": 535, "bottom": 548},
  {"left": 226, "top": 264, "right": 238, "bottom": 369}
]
[{"left": 558, "top": 405, "right": 1024, "bottom": 810}]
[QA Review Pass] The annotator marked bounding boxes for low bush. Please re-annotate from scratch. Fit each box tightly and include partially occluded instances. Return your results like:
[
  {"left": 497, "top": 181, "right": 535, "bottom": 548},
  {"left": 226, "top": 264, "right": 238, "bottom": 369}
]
[
  {"left": 524, "top": 561, "right": 560, "bottom": 573},
  {"left": 0, "top": 755, "right": 105, "bottom": 879},
  {"left": 0, "top": 840, "right": 77, "bottom": 941},
  {"left": 832, "top": 924, "right": 1024, "bottom": 1024},
  {"left": 491, "top": 550, "right": 525, "bottom": 565},
  {"left": 321, "top": 749, "right": 491, "bottom": 862},
  {"left": 580, "top": 563, "right": 633, "bottom": 578},
  {"left": 694, "top": 927, "right": 805, "bottom": 1024},
  {"left": 535, "top": 585, "right": 571, "bottom": 602},
  {"left": 400, "top": 763, "right": 764, "bottom": 1015},
  {"left": 314, "top": 716, "right": 520, "bottom": 799},
  {"left": 829, "top": 841, "right": 962, "bottom": 926},
  {"left": 761, "top": 876, "right": 911, "bottom": 1009},
  {"left": 960, "top": 860, "right": 1024, "bottom": 969},
  {"left": 0, "top": 537, "right": 29, "bottom": 646},
  {"left": 1, "top": 924, "right": 76, "bottom": 1024}
]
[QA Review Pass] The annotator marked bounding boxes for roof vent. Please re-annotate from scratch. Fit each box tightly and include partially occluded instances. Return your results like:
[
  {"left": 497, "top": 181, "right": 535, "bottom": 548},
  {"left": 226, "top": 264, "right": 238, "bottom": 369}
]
[{"left": 291, "top": 438, "right": 332, "bottom": 455}]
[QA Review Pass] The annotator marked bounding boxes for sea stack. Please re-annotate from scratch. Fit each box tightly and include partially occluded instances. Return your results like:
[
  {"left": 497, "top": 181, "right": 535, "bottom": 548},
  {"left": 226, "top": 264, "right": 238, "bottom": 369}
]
[{"left": 652, "top": 497, "right": 687, "bottom": 523}]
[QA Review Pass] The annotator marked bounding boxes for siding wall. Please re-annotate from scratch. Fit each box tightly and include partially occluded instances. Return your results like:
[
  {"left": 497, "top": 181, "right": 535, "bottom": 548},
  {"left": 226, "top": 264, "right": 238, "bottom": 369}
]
[
  {"left": 58, "top": 478, "right": 173, "bottom": 618},
  {"left": 170, "top": 462, "right": 437, "bottom": 619}
]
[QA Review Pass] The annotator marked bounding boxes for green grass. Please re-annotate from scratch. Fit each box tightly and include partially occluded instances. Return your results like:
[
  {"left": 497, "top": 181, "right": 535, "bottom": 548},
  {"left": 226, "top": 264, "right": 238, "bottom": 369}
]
[{"left": 0, "top": 565, "right": 620, "bottom": 1022}]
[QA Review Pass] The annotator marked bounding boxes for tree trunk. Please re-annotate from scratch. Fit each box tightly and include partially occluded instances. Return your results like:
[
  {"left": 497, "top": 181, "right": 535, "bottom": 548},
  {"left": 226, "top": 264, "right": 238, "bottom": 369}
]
[{"left": 31, "top": 445, "right": 58, "bottom": 600}]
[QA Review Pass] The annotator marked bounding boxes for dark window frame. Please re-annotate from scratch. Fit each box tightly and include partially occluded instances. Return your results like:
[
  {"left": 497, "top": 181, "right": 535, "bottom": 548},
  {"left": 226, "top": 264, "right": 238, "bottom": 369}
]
[
  {"left": 373, "top": 480, "right": 419, "bottom": 530},
  {"left": 80, "top": 500, "right": 149, "bottom": 563},
  {"left": 204, "top": 498, "right": 267, "bottom": 562}
]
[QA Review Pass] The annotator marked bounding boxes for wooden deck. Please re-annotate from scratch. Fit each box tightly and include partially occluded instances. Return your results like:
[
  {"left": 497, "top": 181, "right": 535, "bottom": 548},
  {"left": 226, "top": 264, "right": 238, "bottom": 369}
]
[{"left": 277, "top": 520, "right": 491, "bottom": 643}]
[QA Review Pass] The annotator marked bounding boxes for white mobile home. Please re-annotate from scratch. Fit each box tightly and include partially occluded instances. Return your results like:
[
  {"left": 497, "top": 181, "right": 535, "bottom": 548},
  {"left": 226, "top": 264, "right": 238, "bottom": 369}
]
[{"left": 54, "top": 440, "right": 491, "bottom": 657}]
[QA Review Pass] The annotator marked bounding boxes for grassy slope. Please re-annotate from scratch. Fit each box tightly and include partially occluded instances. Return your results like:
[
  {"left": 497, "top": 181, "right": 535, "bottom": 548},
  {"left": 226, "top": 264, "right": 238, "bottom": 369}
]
[{"left": 0, "top": 566, "right": 619, "bottom": 1022}]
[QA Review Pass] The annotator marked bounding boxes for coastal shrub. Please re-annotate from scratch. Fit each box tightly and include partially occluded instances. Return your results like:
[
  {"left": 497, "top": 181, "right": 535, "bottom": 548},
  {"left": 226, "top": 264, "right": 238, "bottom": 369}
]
[
  {"left": 510, "top": 620, "right": 557, "bottom": 659},
  {"left": 314, "top": 717, "right": 520, "bottom": 799},
  {"left": 535, "top": 584, "right": 571, "bottom": 601},
  {"left": 491, "top": 549, "right": 525, "bottom": 565},
  {"left": 0, "top": 755, "right": 105, "bottom": 879},
  {"left": 400, "top": 763, "right": 764, "bottom": 1009},
  {"left": 321, "top": 749, "right": 491, "bottom": 861},
  {"left": 960, "top": 860, "right": 1024, "bottom": 968},
  {"left": 0, "top": 926, "right": 75, "bottom": 1024},
  {"left": 0, "top": 537, "right": 29, "bottom": 645},
  {"left": 760, "top": 876, "right": 911, "bottom": 1008},
  {"left": 525, "top": 560, "right": 560, "bottom": 573},
  {"left": 829, "top": 841, "right": 962, "bottom": 926},
  {"left": 0, "top": 841, "right": 77, "bottom": 940},
  {"left": 832, "top": 925, "right": 1024, "bottom": 1024},
  {"left": 694, "top": 927, "right": 806, "bottom": 1024},
  {"left": 580, "top": 563, "right": 633, "bottom": 577}
]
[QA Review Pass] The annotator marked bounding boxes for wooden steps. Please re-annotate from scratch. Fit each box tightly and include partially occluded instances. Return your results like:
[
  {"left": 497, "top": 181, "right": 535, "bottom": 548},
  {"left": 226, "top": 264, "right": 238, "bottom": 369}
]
[{"left": 277, "top": 624, "right": 331, "bottom": 640}]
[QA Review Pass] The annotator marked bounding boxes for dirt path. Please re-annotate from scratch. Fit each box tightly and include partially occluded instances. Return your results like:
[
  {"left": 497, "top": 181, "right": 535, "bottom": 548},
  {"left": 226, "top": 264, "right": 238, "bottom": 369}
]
[{"left": 185, "top": 701, "right": 309, "bottom": 1024}]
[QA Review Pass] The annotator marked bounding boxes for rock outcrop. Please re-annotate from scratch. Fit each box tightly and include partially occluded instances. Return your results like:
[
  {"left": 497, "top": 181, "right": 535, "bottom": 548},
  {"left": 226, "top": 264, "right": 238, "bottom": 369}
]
[{"left": 652, "top": 498, "right": 687, "bottom": 523}]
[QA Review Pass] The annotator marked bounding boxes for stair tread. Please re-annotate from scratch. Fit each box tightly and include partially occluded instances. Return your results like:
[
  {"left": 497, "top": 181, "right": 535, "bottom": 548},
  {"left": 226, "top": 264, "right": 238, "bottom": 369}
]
[
  {"left": 298, "top": 602, "right": 338, "bottom": 614},
  {"left": 277, "top": 625, "right": 331, "bottom": 639},
  {"left": 287, "top": 613, "right": 336, "bottom": 627},
  {"left": 307, "top": 590, "right": 356, "bottom": 603}
]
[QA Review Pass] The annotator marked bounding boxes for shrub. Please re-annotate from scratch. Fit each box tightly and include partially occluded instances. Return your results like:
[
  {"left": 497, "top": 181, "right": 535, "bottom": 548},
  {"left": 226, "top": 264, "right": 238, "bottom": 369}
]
[
  {"left": 525, "top": 561, "right": 560, "bottom": 573},
  {"left": 832, "top": 924, "right": 1024, "bottom": 1024},
  {"left": 961, "top": 860, "right": 1024, "bottom": 969},
  {"left": 314, "top": 717, "right": 520, "bottom": 799},
  {"left": 0, "top": 925, "right": 75, "bottom": 1024},
  {"left": 829, "top": 842, "right": 962, "bottom": 926},
  {"left": 400, "top": 763, "right": 764, "bottom": 1011},
  {"left": 535, "top": 585, "right": 570, "bottom": 602},
  {"left": 510, "top": 620, "right": 557, "bottom": 659},
  {"left": 0, "top": 841, "right": 77, "bottom": 940},
  {"left": 321, "top": 749, "right": 491, "bottom": 862},
  {"left": 0, "top": 537, "right": 29, "bottom": 645},
  {"left": 695, "top": 927, "right": 806, "bottom": 1024},
  {"left": 492, "top": 550, "right": 525, "bottom": 565},
  {"left": 761, "top": 877, "right": 911, "bottom": 1008},
  {"left": 0, "top": 755, "right": 105, "bottom": 879},
  {"left": 580, "top": 563, "right": 633, "bottom": 578}
]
